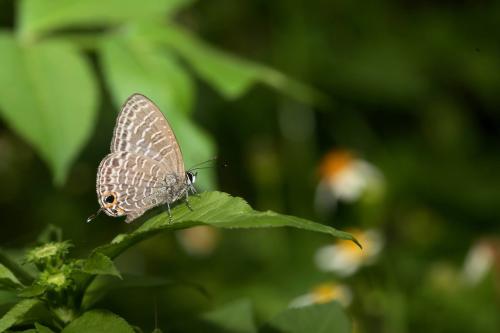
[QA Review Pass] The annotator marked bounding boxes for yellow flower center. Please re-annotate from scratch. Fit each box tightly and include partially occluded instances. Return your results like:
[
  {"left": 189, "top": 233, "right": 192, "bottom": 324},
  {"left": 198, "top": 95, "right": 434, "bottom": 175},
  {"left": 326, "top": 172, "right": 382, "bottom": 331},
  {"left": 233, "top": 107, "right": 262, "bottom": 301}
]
[
  {"left": 312, "top": 283, "right": 341, "bottom": 304},
  {"left": 319, "top": 150, "right": 355, "bottom": 181}
]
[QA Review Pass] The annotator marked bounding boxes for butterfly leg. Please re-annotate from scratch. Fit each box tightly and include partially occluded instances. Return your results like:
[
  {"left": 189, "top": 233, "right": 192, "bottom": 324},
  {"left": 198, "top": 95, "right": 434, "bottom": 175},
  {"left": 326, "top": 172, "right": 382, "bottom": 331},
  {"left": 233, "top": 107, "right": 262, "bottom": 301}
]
[
  {"left": 189, "top": 184, "right": 199, "bottom": 197},
  {"left": 166, "top": 202, "right": 173, "bottom": 223},
  {"left": 185, "top": 191, "right": 194, "bottom": 212}
]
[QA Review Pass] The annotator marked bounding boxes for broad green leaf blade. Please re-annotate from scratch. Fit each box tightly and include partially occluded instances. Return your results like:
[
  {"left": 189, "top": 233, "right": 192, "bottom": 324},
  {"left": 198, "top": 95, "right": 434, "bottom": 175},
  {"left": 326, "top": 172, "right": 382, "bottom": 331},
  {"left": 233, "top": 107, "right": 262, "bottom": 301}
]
[
  {"left": 18, "top": 0, "right": 195, "bottom": 40},
  {"left": 100, "top": 36, "right": 216, "bottom": 190},
  {"left": 0, "top": 33, "right": 98, "bottom": 185},
  {"left": 76, "top": 253, "right": 121, "bottom": 279},
  {"left": 95, "top": 191, "right": 360, "bottom": 260},
  {"left": 0, "top": 291, "right": 18, "bottom": 307},
  {"left": 202, "top": 299, "right": 256, "bottom": 333},
  {"left": 139, "top": 23, "right": 322, "bottom": 103},
  {"left": 0, "top": 299, "right": 46, "bottom": 333},
  {"left": 100, "top": 36, "right": 194, "bottom": 116},
  {"left": 17, "top": 284, "right": 46, "bottom": 298},
  {"left": 0, "top": 264, "right": 22, "bottom": 290},
  {"left": 0, "top": 250, "right": 35, "bottom": 286},
  {"left": 35, "top": 322, "right": 55, "bottom": 333},
  {"left": 61, "top": 310, "right": 135, "bottom": 333},
  {"left": 260, "top": 302, "right": 351, "bottom": 333}
]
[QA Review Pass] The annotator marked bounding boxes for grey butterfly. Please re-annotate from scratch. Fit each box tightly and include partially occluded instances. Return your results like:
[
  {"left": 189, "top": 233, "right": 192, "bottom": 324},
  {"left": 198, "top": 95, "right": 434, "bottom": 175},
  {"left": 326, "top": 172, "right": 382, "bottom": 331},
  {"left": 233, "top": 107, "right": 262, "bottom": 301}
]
[{"left": 87, "top": 93, "right": 197, "bottom": 223}]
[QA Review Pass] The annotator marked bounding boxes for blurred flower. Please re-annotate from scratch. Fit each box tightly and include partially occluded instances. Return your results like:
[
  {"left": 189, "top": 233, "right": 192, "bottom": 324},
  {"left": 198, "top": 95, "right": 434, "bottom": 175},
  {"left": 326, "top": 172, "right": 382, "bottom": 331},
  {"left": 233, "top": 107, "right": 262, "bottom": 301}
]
[
  {"left": 290, "top": 282, "right": 352, "bottom": 308},
  {"left": 176, "top": 226, "right": 220, "bottom": 257},
  {"left": 315, "top": 229, "right": 383, "bottom": 277},
  {"left": 462, "top": 238, "right": 500, "bottom": 285},
  {"left": 315, "top": 150, "right": 384, "bottom": 212}
]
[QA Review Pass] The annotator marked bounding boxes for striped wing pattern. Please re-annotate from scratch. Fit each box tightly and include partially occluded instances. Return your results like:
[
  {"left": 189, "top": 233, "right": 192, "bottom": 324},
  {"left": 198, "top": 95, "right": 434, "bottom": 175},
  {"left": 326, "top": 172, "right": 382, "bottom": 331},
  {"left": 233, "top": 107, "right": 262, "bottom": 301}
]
[
  {"left": 111, "top": 94, "right": 184, "bottom": 175},
  {"left": 96, "top": 94, "right": 187, "bottom": 223}
]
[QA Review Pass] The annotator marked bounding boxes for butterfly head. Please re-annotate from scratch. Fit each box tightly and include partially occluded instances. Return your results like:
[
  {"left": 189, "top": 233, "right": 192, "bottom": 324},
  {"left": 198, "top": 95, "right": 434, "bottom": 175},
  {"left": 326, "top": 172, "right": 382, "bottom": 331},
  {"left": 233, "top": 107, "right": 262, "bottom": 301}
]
[
  {"left": 186, "top": 171, "right": 197, "bottom": 185},
  {"left": 99, "top": 191, "right": 126, "bottom": 217}
]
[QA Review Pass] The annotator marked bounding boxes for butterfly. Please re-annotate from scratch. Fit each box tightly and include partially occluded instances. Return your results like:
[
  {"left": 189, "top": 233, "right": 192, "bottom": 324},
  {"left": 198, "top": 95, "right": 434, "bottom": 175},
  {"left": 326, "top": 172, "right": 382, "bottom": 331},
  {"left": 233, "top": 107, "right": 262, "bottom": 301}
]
[{"left": 87, "top": 93, "right": 197, "bottom": 223}]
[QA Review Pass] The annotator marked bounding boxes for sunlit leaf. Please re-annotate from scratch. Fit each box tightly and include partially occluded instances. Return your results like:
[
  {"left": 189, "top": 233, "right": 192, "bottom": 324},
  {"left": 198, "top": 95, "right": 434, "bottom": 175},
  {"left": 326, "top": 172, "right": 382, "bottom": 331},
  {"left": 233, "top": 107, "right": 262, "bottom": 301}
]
[
  {"left": 35, "top": 322, "right": 55, "bottom": 333},
  {"left": 202, "top": 299, "right": 256, "bottom": 333},
  {"left": 0, "top": 264, "right": 22, "bottom": 290},
  {"left": 0, "top": 249, "right": 35, "bottom": 286},
  {"left": 94, "top": 191, "right": 360, "bottom": 260},
  {"left": 260, "top": 302, "right": 351, "bottom": 333},
  {"left": 138, "top": 23, "right": 322, "bottom": 103},
  {"left": 76, "top": 253, "right": 121, "bottom": 279},
  {"left": 0, "top": 299, "right": 45, "bottom": 332},
  {"left": 100, "top": 36, "right": 194, "bottom": 116},
  {"left": 61, "top": 310, "right": 135, "bottom": 333},
  {"left": 18, "top": 0, "right": 195, "bottom": 39},
  {"left": 0, "top": 32, "right": 98, "bottom": 185},
  {"left": 100, "top": 36, "right": 216, "bottom": 190},
  {"left": 17, "top": 285, "right": 46, "bottom": 298}
]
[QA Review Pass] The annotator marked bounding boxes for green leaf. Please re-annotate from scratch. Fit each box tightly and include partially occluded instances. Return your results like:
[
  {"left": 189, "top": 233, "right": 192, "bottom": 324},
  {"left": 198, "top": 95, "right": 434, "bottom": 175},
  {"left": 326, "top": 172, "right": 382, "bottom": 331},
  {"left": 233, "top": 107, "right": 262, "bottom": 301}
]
[
  {"left": 203, "top": 299, "right": 256, "bottom": 333},
  {"left": 17, "top": 284, "right": 46, "bottom": 298},
  {"left": 0, "top": 264, "right": 22, "bottom": 290},
  {"left": 35, "top": 322, "right": 55, "bottom": 333},
  {"left": 0, "top": 32, "right": 98, "bottom": 185},
  {"left": 61, "top": 310, "right": 135, "bottom": 333},
  {"left": 260, "top": 302, "right": 351, "bottom": 333},
  {"left": 0, "top": 299, "right": 45, "bottom": 333},
  {"left": 0, "top": 250, "right": 34, "bottom": 286},
  {"left": 0, "top": 291, "right": 18, "bottom": 307},
  {"left": 100, "top": 36, "right": 216, "bottom": 190},
  {"left": 100, "top": 36, "right": 194, "bottom": 116},
  {"left": 77, "top": 253, "right": 121, "bottom": 279},
  {"left": 95, "top": 191, "right": 360, "bottom": 260},
  {"left": 18, "top": 0, "right": 195, "bottom": 40},
  {"left": 139, "top": 23, "right": 322, "bottom": 103}
]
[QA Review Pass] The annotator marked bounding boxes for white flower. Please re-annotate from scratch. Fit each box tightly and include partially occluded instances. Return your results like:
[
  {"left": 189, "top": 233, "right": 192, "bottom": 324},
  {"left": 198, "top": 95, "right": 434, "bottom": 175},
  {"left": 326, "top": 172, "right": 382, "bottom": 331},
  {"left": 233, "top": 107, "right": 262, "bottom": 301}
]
[
  {"left": 462, "top": 238, "right": 498, "bottom": 285},
  {"left": 290, "top": 282, "right": 352, "bottom": 308},
  {"left": 315, "top": 229, "right": 384, "bottom": 277},
  {"left": 315, "top": 150, "right": 384, "bottom": 212},
  {"left": 176, "top": 226, "right": 220, "bottom": 257}
]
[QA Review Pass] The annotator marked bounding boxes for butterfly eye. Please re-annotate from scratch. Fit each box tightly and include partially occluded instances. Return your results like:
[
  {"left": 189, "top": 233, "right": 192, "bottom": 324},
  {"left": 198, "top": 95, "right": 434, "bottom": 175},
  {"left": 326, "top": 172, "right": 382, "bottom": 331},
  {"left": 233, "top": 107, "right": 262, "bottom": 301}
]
[{"left": 105, "top": 195, "right": 115, "bottom": 204}]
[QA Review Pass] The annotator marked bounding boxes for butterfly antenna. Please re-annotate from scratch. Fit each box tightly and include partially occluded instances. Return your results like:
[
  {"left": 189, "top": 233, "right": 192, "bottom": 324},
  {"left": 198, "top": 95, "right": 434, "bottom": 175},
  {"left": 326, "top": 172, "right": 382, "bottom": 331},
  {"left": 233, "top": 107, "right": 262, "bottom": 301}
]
[
  {"left": 188, "top": 156, "right": 218, "bottom": 170},
  {"left": 188, "top": 166, "right": 215, "bottom": 171},
  {"left": 86, "top": 208, "right": 103, "bottom": 223}
]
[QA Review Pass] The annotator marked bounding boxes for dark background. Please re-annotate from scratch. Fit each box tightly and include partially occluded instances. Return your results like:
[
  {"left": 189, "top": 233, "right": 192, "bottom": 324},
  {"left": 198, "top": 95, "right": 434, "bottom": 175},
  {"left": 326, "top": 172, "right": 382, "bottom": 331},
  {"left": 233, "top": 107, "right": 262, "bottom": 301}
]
[{"left": 1, "top": 0, "right": 499, "bottom": 332}]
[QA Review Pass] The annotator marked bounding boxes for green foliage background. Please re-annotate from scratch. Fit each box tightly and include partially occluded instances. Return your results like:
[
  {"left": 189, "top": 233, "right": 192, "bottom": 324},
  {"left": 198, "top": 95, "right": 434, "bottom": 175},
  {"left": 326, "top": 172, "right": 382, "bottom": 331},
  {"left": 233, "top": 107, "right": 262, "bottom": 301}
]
[{"left": 0, "top": 0, "right": 499, "bottom": 332}]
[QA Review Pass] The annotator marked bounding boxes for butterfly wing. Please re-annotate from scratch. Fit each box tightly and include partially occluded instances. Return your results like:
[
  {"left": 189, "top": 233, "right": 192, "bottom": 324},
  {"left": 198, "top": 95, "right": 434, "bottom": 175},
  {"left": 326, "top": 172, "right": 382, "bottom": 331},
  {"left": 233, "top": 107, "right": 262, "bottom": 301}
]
[
  {"left": 111, "top": 93, "right": 185, "bottom": 176},
  {"left": 97, "top": 151, "right": 171, "bottom": 223}
]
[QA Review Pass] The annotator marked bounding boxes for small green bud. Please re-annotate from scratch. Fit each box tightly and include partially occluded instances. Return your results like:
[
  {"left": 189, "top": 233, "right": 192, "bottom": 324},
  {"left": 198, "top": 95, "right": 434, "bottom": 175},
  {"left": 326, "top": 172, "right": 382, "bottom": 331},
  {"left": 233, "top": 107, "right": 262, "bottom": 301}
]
[
  {"left": 25, "top": 241, "right": 73, "bottom": 269},
  {"left": 38, "top": 264, "right": 74, "bottom": 292}
]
